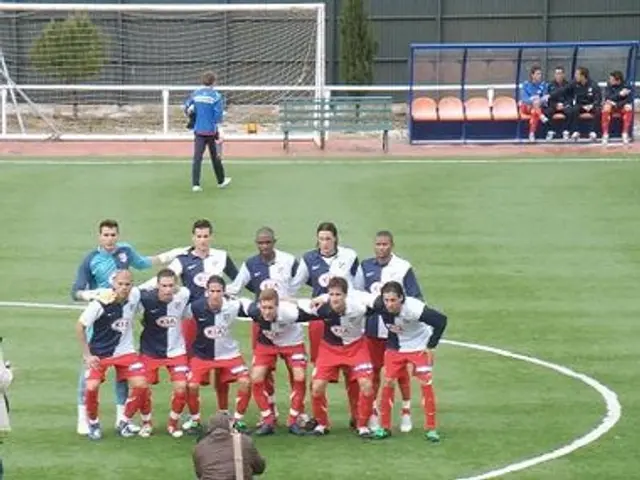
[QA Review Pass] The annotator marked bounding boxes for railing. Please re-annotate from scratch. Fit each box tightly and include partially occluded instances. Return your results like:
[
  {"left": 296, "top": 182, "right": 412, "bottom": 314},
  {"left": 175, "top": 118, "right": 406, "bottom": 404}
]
[{"left": 1, "top": 83, "right": 639, "bottom": 140}]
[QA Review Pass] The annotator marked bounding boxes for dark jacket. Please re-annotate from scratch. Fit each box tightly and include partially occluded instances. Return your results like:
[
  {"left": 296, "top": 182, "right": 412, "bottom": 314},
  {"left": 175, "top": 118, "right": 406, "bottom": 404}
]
[
  {"left": 547, "top": 80, "right": 570, "bottom": 105},
  {"left": 193, "top": 413, "right": 266, "bottom": 480},
  {"left": 551, "top": 79, "right": 602, "bottom": 106},
  {"left": 604, "top": 82, "right": 634, "bottom": 106}
]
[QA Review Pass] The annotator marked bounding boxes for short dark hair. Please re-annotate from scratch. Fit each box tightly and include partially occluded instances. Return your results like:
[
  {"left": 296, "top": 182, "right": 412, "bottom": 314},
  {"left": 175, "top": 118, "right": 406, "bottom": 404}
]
[
  {"left": 192, "top": 219, "right": 213, "bottom": 234},
  {"left": 327, "top": 276, "right": 348, "bottom": 294},
  {"left": 316, "top": 222, "right": 338, "bottom": 239},
  {"left": 255, "top": 226, "right": 276, "bottom": 240},
  {"left": 576, "top": 66, "right": 589, "bottom": 79},
  {"left": 202, "top": 71, "right": 216, "bottom": 86},
  {"left": 207, "top": 275, "right": 226, "bottom": 289},
  {"left": 99, "top": 219, "right": 119, "bottom": 232},
  {"left": 554, "top": 66, "right": 565, "bottom": 73},
  {"left": 381, "top": 281, "right": 405, "bottom": 299},
  {"left": 375, "top": 230, "right": 394, "bottom": 243},
  {"left": 529, "top": 65, "right": 542, "bottom": 76},
  {"left": 609, "top": 70, "right": 624, "bottom": 82},
  {"left": 156, "top": 268, "right": 177, "bottom": 282}
]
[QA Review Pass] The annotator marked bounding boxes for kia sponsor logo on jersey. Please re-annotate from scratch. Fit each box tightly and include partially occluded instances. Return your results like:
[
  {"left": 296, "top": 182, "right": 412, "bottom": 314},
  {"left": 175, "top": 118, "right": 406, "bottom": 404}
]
[
  {"left": 203, "top": 325, "right": 228, "bottom": 339},
  {"left": 111, "top": 318, "right": 129, "bottom": 333},
  {"left": 259, "top": 279, "right": 281, "bottom": 292},
  {"left": 156, "top": 316, "right": 179, "bottom": 328}
]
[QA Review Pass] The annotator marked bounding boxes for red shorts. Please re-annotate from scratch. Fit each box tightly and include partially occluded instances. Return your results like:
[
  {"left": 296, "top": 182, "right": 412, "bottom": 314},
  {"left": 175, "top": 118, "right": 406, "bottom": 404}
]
[
  {"left": 86, "top": 353, "right": 145, "bottom": 383},
  {"left": 384, "top": 350, "right": 432, "bottom": 381},
  {"left": 313, "top": 338, "right": 372, "bottom": 382},
  {"left": 366, "top": 336, "right": 387, "bottom": 370},
  {"left": 182, "top": 317, "right": 197, "bottom": 355},
  {"left": 141, "top": 354, "right": 189, "bottom": 384},
  {"left": 189, "top": 356, "right": 249, "bottom": 386},
  {"left": 308, "top": 321, "right": 324, "bottom": 364},
  {"left": 253, "top": 343, "right": 307, "bottom": 371}
]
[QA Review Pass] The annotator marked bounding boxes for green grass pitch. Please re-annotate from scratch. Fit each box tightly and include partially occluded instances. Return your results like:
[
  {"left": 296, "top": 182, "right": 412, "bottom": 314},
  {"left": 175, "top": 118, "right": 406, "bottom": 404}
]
[{"left": 0, "top": 157, "right": 639, "bottom": 479}]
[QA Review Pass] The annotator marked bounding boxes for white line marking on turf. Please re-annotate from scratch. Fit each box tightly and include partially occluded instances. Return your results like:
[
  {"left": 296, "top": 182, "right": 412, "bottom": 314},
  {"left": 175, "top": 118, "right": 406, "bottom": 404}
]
[
  {"left": 0, "top": 157, "right": 638, "bottom": 166},
  {"left": 0, "top": 300, "right": 622, "bottom": 480}
]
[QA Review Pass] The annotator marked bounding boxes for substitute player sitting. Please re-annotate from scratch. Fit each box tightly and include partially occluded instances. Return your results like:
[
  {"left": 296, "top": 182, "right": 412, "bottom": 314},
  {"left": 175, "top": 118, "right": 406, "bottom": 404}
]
[
  {"left": 138, "top": 268, "right": 191, "bottom": 438},
  {"left": 601, "top": 70, "right": 634, "bottom": 145},
  {"left": 75, "top": 270, "right": 150, "bottom": 441},
  {"left": 184, "top": 275, "right": 252, "bottom": 434},
  {"left": 369, "top": 281, "right": 448, "bottom": 442},
  {"left": 354, "top": 230, "right": 423, "bottom": 433},
  {"left": 307, "top": 277, "right": 375, "bottom": 438},
  {"left": 243, "top": 288, "right": 316, "bottom": 436},
  {"left": 519, "top": 65, "right": 549, "bottom": 142}
]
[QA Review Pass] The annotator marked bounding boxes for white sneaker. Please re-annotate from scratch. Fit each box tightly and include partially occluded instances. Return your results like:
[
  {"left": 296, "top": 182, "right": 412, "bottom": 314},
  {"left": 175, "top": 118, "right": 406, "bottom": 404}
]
[
  {"left": 218, "top": 177, "right": 232, "bottom": 189},
  {"left": 168, "top": 425, "right": 184, "bottom": 438},
  {"left": 77, "top": 405, "right": 89, "bottom": 435},
  {"left": 571, "top": 131, "right": 581, "bottom": 141},
  {"left": 589, "top": 132, "right": 597, "bottom": 142},
  {"left": 562, "top": 130, "right": 570, "bottom": 141},
  {"left": 138, "top": 423, "right": 153, "bottom": 438},
  {"left": 601, "top": 134, "right": 609, "bottom": 146},
  {"left": 546, "top": 131, "right": 555, "bottom": 141},
  {"left": 367, "top": 413, "right": 380, "bottom": 430},
  {"left": 622, "top": 133, "right": 630, "bottom": 145},
  {"left": 192, "top": 185, "right": 203, "bottom": 192},
  {"left": 528, "top": 133, "right": 536, "bottom": 143},
  {"left": 399, "top": 414, "right": 413, "bottom": 433}
]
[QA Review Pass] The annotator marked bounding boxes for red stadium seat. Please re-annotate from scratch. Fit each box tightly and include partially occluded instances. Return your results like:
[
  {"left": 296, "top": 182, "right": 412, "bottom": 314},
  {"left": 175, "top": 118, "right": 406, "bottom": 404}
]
[
  {"left": 437, "top": 97, "right": 464, "bottom": 121},
  {"left": 411, "top": 97, "right": 438, "bottom": 121},
  {"left": 492, "top": 96, "right": 519, "bottom": 120},
  {"left": 464, "top": 97, "right": 492, "bottom": 120}
]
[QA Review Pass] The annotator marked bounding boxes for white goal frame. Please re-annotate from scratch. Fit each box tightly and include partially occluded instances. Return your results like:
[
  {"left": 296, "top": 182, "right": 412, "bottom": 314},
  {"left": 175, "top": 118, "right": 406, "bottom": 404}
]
[{"left": 0, "top": 2, "right": 326, "bottom": 142}]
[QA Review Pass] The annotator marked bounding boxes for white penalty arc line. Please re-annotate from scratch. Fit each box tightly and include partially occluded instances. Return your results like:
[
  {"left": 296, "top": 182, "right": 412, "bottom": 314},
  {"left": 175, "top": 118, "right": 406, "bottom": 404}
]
[
  {"left": 0, "top": 300, "right": 622, "bottom": 480},
  {"left": 0, "top": 157, "right": 638, "bottom": 166}
]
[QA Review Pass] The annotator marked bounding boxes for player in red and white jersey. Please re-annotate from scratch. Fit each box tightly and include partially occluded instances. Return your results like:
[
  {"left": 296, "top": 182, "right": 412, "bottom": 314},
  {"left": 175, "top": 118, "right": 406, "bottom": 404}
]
[
  {"left": 183, "top": 275, "right": 252, "bottom": 434},
  {"left": 240, "top": 288, "right": 317, "bottom": 436},
  {"left": 226, "top": 226, "right": 300, "bottom": 424},
  {"left": 305, "top": 277, "right": 376, "bottom": 438},
  {"left": 75, "top": 270, "right": 149, "bottom": 441},
  {"left": 290, "top": 222, "right": 361, "bottom": 426},
  {"left": 138, "top": 268, "right": 191, "bottom": 438},
  {"left": 354, "top": 230, "right": 423, "bottom": 432},
  {"left": 367, "top": 281, "right": 447, "bottom": 442}
]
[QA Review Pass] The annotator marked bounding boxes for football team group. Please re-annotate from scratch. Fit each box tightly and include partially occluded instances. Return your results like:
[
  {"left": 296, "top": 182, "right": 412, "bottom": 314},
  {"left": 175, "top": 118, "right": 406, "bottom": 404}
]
[{"left": 71, "top": 219, "right": 448, "bottom": 443}]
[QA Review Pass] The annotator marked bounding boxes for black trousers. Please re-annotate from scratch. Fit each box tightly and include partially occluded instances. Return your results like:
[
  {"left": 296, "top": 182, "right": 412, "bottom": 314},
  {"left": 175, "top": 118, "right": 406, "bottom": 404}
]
[
  {"left": 564, "top": 105, "right": 601, "bottom": 134},
  {"left": 543, "top": 103, "right": 569, "bottom": 133},
  {"left": 192, "top": 133, "right": 225, "bottom": 187}
]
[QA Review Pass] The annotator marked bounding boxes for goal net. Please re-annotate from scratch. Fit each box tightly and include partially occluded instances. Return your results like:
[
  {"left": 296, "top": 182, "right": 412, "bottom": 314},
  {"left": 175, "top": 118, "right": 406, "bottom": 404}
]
[{"left": 0, "top": 3, "right": 326, "bottom": 140}]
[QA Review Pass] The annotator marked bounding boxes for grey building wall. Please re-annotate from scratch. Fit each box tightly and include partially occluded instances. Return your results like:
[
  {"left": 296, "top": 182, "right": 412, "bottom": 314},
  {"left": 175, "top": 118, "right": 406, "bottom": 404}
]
[{"left": 0, "top": 0, "right": 639, "bottom": 103}]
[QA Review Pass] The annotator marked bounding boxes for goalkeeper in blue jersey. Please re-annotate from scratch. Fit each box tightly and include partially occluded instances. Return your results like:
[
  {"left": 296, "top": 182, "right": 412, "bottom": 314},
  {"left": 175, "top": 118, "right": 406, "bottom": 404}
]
[
  {"left": 184, "top": 71, "right": 231, "bottom": 192},
  {"left": 70, "top": 219, "right": 188, "bottom": 436}
]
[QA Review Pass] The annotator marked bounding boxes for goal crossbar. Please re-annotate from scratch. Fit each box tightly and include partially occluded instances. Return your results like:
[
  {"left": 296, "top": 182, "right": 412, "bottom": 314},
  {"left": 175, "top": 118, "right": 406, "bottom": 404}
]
[{"left": 0, "top": 3, "right": 325, "bottom": 13}]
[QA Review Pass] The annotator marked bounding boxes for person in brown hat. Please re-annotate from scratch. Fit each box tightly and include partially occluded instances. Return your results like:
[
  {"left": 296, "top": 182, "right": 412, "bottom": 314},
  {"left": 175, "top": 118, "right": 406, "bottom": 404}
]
[{"left": 193, "top": 412, "right": 266, "bottom": 480}]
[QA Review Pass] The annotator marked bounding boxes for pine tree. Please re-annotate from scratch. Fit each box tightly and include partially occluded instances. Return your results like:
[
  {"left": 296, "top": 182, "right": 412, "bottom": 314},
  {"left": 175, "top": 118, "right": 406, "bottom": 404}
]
[{"left": 339, "top": 0, "right": 377, "bottom": 92}]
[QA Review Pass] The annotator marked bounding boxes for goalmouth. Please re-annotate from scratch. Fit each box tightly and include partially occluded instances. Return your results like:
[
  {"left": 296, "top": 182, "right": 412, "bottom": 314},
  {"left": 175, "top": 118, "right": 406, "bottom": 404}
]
[{"left": 0, "top": 2, "right": 326, "bottom": 142}]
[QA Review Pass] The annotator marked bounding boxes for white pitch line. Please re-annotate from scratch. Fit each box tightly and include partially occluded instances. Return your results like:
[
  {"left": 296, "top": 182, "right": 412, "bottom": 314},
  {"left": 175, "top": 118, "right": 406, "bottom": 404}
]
[
  {"left": 0, "top": 157, "right": 638, "bottom": 166},
  {"left": 0, "top": 300, "right": 622, "bottom": 480}
]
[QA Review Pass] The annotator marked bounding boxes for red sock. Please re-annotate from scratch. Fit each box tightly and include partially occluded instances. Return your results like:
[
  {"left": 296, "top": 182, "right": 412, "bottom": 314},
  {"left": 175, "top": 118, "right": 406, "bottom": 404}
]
[
  {"left": 357, "top": 389, "right": 374, "bottom": 429},
  {"left": 311, "top": 392, "right": 329, "bottom": 427},
  {"left": 398, "top": 372, "right": 411, "bottom": 415},
  {"left": 139, "top": 388, "right": 151, "bottom": 419},
  {"left": 601, "top": 110, "right": 612, "bottom": 135},
  {"left": 622, "top": 109, "right": 633, "bottom": 135},
  {"left": 345, "top": 376, "right": 359, "bottom": 421},
  {"left": 187, "top": 388, "right": 200, "bottom": 416},
  {"left": 252, "top": 381, "right": 274, "bottom": 424},
  {"left": 288, "top": 380, "right": 306, "bottom": 426},
  {"left": 171, "top": 390, "right": 187, "bottom": 417},
  {"left": 85, "top": 388, "right": 99, "bottom": 421},
  {"left": 529, "top": 107, "right": 541, "bottom": 135},
  {"left": 215, "top": 376, "right": 230, "bottom": 411},
  {"left": 421, "top": 384, "right": 437, "bottom": 430},
  {"left": 124, "top": 386, "right": 146, "bottom": 419},
  {"left": 380, "top": 385, "right": 394, "bottom": 430},
  {"left": 235, "top": 383, "right": 251, "bottom": 416}
]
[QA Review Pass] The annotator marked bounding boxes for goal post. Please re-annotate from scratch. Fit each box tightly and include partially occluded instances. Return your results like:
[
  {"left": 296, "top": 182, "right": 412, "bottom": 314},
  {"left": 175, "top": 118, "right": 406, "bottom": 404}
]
[{"left": 0, "top": 2, "right": 326, "bottom": 141}]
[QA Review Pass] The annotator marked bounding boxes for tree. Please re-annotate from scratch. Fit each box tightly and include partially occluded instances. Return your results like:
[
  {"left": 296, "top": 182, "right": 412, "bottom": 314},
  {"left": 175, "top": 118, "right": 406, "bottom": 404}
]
[
  {"left": 339, "top": 0, "right": 377, "bottom": 90},
  {"left": 30, "top": 14, "right": 106, "bottom": 119}
]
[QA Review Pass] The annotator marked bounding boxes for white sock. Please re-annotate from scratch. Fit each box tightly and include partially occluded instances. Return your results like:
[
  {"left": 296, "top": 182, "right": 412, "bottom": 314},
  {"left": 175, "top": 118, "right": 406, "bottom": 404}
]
[
  {"left": 402, "top": 400, "right": 411, "bottom": 411},
  {"left": 78, "top": 404, "right": 87, "bottom": 420}
]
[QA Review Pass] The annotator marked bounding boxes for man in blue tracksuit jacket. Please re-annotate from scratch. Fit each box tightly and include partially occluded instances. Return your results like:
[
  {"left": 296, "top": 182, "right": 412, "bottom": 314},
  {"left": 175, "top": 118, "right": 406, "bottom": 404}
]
[{"left": 183, "top": 71, "right": 231, "bottom": 192}]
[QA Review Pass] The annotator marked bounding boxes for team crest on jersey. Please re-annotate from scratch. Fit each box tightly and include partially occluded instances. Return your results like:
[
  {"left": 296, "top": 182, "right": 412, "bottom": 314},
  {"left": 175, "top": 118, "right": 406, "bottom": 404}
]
[
  {"left": 387, "top": 323, "right": 404, "bottom": 334},
  {"left": 111, "top": 318, "right": 129, "bottom": 333},
  {"left": 330, "top": 325, "right": 348, "bottom": 337},
  {"left": 318, "top": 272, "right": 333, "bottom": 288},
  {"left": 156, "top": 316, "right": 179, "bottom": 328},
  {"left": 118, "top": 252, "right": 128, "bottom": 263},
  {"left": 194, "top": 272, "right": 210, "bottom": 287},
  {"left": 204, "top": 325, "right": 228, "bottom": 339},
  {"left": 370, "top": 281, "right": 382, "bottom": 295}
]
